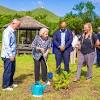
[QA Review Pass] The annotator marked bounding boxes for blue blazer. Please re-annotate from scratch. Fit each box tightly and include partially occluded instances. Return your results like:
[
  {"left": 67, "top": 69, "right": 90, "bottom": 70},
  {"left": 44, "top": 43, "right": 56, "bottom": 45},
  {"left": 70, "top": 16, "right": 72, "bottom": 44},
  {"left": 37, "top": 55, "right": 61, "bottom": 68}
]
[{"left": 53, "top": 29, "right": 73, "bottom": 54}]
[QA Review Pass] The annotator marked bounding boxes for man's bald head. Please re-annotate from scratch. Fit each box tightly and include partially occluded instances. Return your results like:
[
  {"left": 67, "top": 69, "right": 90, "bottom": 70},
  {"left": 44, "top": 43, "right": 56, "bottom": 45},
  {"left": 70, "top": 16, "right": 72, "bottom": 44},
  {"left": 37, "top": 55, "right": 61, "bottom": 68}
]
[
  {"left": 59, "top": 21, "right": 67, "bottom": 29},
  {"left": 10, "top": 19, "right": 21, "bottom": 30}
]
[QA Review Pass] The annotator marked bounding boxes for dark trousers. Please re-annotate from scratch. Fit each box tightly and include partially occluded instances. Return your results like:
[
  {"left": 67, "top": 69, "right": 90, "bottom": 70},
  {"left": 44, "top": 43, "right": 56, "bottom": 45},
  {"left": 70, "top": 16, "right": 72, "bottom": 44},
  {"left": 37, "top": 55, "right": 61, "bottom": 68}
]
[
  {"left": 2, "top": 58, "right": 15, "bottom": 88},
  {"left": 55, "top": 50, "right": 70, "bottom": 73},
  {"left": 34, "top": 56, "right": 47, "bottom": 82},
  {"left": 96, "top": 49, "right": 100, "bottom": 66}
]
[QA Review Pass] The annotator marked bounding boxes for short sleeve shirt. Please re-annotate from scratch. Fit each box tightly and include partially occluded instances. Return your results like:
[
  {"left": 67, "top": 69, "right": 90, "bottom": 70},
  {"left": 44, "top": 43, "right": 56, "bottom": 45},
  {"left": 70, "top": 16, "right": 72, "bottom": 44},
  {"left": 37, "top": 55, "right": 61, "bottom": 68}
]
[{"left": 79, "top": 34, "right": 98, "bottom": 55}]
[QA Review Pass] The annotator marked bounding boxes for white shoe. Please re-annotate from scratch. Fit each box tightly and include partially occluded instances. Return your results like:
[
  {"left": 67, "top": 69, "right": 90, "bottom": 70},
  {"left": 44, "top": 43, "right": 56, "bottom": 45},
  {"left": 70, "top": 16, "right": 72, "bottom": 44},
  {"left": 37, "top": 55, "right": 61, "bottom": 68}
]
[
  {"left": 2, "top": 87, "right": 13, "bottom": 91},
  {"left": 12, "top": 84, "right": 18, "bottom": 88},
  {"left": 46, "top": 81, "right": 51, "bottom": 85}
]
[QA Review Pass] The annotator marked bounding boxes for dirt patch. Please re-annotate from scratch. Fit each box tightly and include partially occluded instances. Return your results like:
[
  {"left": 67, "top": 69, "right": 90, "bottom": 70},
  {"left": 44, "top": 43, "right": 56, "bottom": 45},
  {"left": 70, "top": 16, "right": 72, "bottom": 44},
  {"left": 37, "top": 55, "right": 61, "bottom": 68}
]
[{"left": 44, "top": 81, "right": 80, "bottom": 97}]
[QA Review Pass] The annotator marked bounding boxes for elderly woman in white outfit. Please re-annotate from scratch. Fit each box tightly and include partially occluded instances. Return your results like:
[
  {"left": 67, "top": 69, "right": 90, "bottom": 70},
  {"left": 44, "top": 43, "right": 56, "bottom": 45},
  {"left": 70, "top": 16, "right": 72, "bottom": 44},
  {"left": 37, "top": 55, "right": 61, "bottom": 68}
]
[{"left": 70, "top": 31, "right": 79, "bottom": 64}]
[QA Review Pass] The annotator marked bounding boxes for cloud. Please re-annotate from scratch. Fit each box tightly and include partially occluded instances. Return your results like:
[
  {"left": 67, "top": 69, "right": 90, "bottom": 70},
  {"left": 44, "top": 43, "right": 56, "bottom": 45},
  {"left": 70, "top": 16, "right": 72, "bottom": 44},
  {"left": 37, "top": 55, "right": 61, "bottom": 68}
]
[{"left": 37, "top": 0, "right": 44, "bottom": 8}]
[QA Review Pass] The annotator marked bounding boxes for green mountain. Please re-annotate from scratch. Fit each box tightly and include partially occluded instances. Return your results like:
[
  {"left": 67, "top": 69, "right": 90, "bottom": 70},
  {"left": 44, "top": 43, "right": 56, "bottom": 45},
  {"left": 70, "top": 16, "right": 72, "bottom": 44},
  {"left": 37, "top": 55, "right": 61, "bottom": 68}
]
[
  {"left": 31, "top": 8, "right": 60, "bottom": 22},
  {"left": 0, "top": 6, "right": 60, "bottom": 23},
  {"left": 0, "top": 6, "right": 17, "bottom": 15},
  {"left": 0, "top": 6, "right": 60, "bottom": 40}
]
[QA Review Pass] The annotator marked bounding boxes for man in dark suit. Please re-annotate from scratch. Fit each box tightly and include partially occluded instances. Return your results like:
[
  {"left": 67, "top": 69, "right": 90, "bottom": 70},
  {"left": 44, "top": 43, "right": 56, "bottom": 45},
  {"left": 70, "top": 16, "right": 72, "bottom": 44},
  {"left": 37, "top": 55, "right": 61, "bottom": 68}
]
[
  {"left": 96, "top": 27, "right": 100, "bottom": 67},
  {"left": 53, "top": 21, "right": 73, "bottom": 73}
]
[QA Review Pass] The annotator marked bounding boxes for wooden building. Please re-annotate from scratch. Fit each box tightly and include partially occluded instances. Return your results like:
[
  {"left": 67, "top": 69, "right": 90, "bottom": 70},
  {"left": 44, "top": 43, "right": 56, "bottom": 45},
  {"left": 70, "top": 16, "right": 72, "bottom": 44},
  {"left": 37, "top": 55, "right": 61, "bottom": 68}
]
[{"left": 4, "top": 16, "right": 49, "bottom": 54}]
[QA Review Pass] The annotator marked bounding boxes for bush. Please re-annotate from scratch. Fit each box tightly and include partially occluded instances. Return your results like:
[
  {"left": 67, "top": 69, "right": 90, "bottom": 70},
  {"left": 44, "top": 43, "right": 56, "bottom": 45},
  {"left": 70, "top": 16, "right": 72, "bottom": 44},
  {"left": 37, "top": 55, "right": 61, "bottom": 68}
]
[{"left": 53, "top": 70, "right": 71, "bottom": 90}]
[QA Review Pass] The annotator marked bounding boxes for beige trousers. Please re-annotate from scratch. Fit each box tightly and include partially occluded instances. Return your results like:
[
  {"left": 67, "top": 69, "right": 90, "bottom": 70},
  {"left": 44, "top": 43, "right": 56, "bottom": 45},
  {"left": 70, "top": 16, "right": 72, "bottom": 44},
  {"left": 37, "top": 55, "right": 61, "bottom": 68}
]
[{"left": 70, "top": 48, "right": 77, "bottom": 64}]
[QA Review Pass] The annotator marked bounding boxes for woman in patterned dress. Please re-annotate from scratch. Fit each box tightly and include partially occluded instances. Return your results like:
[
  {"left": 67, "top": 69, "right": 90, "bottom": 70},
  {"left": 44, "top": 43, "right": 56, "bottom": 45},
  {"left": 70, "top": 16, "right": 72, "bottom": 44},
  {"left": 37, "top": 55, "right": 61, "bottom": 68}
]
[{"left": 32, "top": 28, "right": 51, "bottom": 85}]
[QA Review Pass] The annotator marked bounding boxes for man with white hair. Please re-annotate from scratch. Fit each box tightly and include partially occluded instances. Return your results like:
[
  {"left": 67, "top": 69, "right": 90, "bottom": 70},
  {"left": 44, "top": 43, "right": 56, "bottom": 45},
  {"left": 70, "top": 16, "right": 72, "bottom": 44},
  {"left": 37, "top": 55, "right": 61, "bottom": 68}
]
[{"left": 1, "top": 19, "right": 21, "bottom": 91}]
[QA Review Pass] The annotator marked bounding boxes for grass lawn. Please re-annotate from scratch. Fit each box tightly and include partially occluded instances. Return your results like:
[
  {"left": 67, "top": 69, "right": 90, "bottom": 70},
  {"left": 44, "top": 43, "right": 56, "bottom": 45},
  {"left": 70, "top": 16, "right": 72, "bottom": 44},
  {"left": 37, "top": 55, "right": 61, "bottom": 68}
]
[{"left": 0, "top": 54, "right": 100, "bottom": 100}]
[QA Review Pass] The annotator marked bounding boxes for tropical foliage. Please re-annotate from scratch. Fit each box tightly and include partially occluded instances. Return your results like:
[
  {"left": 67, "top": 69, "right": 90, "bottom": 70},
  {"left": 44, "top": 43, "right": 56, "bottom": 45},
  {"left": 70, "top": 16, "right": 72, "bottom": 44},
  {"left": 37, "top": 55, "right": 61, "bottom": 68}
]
[{"left": 0, "top": 1, "right": 100, "bottom": 40}]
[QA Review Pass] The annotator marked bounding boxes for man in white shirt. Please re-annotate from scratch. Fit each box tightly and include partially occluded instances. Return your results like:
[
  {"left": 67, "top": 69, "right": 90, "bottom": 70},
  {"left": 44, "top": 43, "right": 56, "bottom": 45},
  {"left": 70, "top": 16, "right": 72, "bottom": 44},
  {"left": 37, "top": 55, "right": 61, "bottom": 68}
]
[
  {"left": 53, "top": 21, "right": 73, "bottom": 73},
  {"left": 1, "top": 19, "right": 21, "bottom": 91}
]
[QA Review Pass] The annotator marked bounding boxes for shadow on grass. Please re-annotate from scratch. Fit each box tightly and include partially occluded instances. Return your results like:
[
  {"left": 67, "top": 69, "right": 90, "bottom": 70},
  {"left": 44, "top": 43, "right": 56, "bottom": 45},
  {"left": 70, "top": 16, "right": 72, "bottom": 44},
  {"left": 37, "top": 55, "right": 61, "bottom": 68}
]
[
  {"left": 81, "top": 70, "right": 87, "bottom": 77},
  {"left": 70, "top": 69, "right": 87, "bottom": 77},
  {"left": 15, "top": 73, "right": 33, "bottom": 84}
]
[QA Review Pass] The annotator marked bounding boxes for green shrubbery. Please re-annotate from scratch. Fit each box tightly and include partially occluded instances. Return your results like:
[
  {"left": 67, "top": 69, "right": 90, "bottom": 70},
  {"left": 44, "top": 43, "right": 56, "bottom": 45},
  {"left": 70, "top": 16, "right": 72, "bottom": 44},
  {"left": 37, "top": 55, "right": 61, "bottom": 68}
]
[{"left": 53, "top": 70, "right": 71, "bottom": 90}]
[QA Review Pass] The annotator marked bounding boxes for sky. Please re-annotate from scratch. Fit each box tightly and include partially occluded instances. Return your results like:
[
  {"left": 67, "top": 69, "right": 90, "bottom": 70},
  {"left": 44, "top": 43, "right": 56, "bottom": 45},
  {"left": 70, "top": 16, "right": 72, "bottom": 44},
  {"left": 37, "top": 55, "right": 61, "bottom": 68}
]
[{"left": 0, "top": 0, "right": 100, "bottom": 16}]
